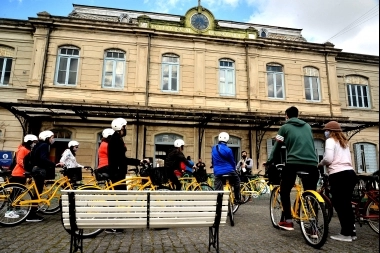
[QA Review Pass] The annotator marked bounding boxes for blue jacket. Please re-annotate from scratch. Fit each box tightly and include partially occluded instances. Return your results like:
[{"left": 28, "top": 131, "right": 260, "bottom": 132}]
[
  {"left": 186, "top": 160, "right": 194, "bottom": 172},
  {"left": 211, "top": 142, "right": 236, "bottom": 176}
]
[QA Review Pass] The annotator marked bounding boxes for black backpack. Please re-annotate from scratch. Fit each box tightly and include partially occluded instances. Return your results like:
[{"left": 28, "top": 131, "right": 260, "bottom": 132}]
[{"left": 23, "top": 152, "right": 34, "bottom": 172}]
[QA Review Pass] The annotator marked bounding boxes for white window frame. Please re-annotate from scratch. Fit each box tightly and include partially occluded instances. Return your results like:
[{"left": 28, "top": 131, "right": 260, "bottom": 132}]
[
  {"left": 267, "top": 64, "right": 285, "bottom": 99},
  {"left": 304, "top": 67, "right": 321, "bottom": 102},
  {"left": 354, "top": 142, "right": 378, "bottom": 173},
  {"left": 0, "top": 57, "right": 12, "bottom": 85},
  {"left": 219, "top": 59, "right": 235, "bottom": 96},
  {"left": 102, "top": 49, "right": 126, "bottom": 89},
  {"left": 55, "top": 46, "right": 80, "bottom": 85},
  {"left": 161, "top": 54, "right": 179, "bottom": 92},
  {"left": 347, "top": 84, "right": 370, "bottom": 108}
]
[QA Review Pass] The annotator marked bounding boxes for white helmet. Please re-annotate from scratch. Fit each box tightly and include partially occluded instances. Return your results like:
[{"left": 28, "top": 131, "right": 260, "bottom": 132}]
[
  {"left": 174, "top": 139, "right": 185, "bottom": 147},
  {"left": 111, "top": 118, "right": 127, "bottom": 131},
  {"left": 24, "top": 134, "right": 38, "bottom": 143},
  {"left": 102, "top": 128, "right": 115, "bottom": 138},
  {"left": 218, "top": 132, "right": 229, "bottom": 143},
  {"left": 39, "top": 130, "right": 54, "bottom": 141},
  {"left": 68, "top": 140, "right": 79, "bottom": 148}
]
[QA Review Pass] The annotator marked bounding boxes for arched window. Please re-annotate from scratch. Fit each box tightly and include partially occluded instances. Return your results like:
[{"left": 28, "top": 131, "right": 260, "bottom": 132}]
[
  {"left": 354, "top": 142, "right": 378, "bottom": 173},
  {"left": 304, "top": 67, "right": 321, "bottom": 101},
  {"left": 55, "top": 46, "right": 80, "bottom": 85},
  {"left": 161, "top": 54, "right": 179, "bottom": 92},
  {"left": 267, "top": 63, "right": 284, "bottom": 99},
  {"left": 346, "top": 76, "right": 370, "bottom": 108},
  {"left": 0, "top": 45, "right": 15, "bottom": 85},
  {"left": 214, "top": 135, "right": 241, "bottom": 164},
  {"left": 154, "top": 133, "right": 183, "bottom": 167},
  {"left": 219, "top": 58, "right": 235, "bottom": 96},
  {"left": 102, "top": 49, "right": 126, "bottom": 88},
  {"left": 51, "top": 129, "right": 72, "bottom": 163}
]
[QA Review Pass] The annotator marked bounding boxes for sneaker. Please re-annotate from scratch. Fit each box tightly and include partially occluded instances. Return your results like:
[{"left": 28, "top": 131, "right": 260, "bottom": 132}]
[
  {"left": 278, "top": 221, "right": 294, "bottom": 231},
  {"left": 330, "top": 234, "right": 352, "bottom": 242},
  {"left": 105, "top": 229, "right": 123, "bottom": 234},
  {"left": 15, "top": 209, "right": 28, "bottom": 215},
  {"left": 26, "top": 214, "right": 44, "bottom": 222},
  {"left": 308, "top": 228, "right": 318, "bottom": 239},
  {"left": 352, "top": 236, "right": 357, "bottom": 241},
  {"left": 4, "top": 211, "right": 19, "bottom": 219}
]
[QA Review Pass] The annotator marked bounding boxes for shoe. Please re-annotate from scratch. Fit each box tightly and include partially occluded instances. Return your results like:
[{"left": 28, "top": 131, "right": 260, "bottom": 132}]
[
  {"left": 15, "top": 209, "right": 28, "bottom": 215},
  {"left": 307, "top": 228, "right": 318, "bottom": 239},
  {"left": 26, "top": 214, "right": 44, "bottom": 222},
  {"left": 330, "top": 234, "right": 352, "bottom": 242},
  {"left": 352, "top": 236, "right": 357, "bottom": 241},
  {"left": 105, "top": 229, "right": 124, "bottom": 234},
  {"left": 4, "top": 211, "right": 19, "bottom": 219},
  {"left": 278, "top": 221, "right": 294, "bottom": 231}
]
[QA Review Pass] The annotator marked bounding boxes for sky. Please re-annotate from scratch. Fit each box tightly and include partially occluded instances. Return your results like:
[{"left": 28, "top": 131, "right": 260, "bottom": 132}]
[{"left": 1, "top": 0, "right": 379, "bottom": 56}]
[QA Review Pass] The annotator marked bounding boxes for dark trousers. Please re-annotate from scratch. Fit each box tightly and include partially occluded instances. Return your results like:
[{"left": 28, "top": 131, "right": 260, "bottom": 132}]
[
  {"left": 280, "top": 164, "right": 319, "bottom": 220},
  {"left": 168, "top": 169, "right": 181, "bottom": 190},
  {"left": 329, "top": 169, "right": 357, "bottom": 236},
  {"left": 112, "top": 168, "right": 127, "bottom": 190},
  {"left": 214, "top": 171, "right": 241, "bottom": 201}
]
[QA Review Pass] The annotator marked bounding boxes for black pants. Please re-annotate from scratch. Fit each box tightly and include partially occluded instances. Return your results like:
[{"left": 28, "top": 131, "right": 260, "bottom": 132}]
[
  {"left": 168, "top": 169, "right": 181, "bottom": 190},
  {"left": 280, "top": 164, "right": 319, "bottom": 220},
  {"left": 214, "top": 171, "right": 241, "bottom": 201},
  {"left": 10, "top": 176, "right": 27, "bottom": 185},
  {"left": 329, "top": 169, "right": 357, "bottom": 236},
  {"left": 30, "top": 167, "right": 47, "bottom": 215}
]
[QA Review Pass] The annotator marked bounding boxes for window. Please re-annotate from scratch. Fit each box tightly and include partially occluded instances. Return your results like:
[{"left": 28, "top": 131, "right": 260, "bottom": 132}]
[
  {"left": 219, "top": 59, "right": 235, "bottom": 96},
  {"left": 51, "top": 129, "right": 72, "bottom": 164},
  {"left": 161, "top": 54, "right": 179, "bottom": 92},
  {"left": 267, "top": 63, "right": 284, "bottom": 99},
  {"left": 102, "top": 49, "right": 125, "bottom": 88},
  {"left": 55, "top": 46, "right": 80, "bottom": 85},
  {"left": 266, "top": 138, "right": 287, "bottom": 164},
  {"left": 354, "top": 143, "right": 378, "bottom": 174},
  {"left": 155, "top": 133, "right": 183, "bottom": 167},
  {"left": 346, "top": 76, "right": 370, "bottom": 108},
  {"left": 0, "top": 57, "right": 12, "bottom": 85},
  {"left": 304, "top": 67, "right": 320, "bottom": 101},
  {"left": 260, "top": 29, "right": 267, "bottom": 38}
]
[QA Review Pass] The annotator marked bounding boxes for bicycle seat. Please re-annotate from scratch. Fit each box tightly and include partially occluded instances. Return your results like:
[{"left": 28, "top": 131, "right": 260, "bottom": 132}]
[
  {"left": 94, "top": 169, "right": 110, "bottom": 180},
  {"left": 296, "top": 171, "right": 309, "bottom": 178}
]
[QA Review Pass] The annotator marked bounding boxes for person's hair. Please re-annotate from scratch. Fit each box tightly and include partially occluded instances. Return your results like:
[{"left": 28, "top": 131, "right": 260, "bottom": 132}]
[
  {"left": 285, "top": 106, "right": 299, "bottom": 118},
  {"left": 241, "top": 150, "right": 247, "bottom": 155},
  {"left": 69, "top": 146, "right": 77, "bottom": 157},
  {"left": 187, "top": 156, "right": 191, "bottom": 160},
  {"left": 22, "top": 140, "right": 34, "bottom": 150},
  {"left": 101, "top": 135, "right": 112, "bottom": 143},
  {"left": 330, "top": 131, "right": 349, "bottom": 149}
]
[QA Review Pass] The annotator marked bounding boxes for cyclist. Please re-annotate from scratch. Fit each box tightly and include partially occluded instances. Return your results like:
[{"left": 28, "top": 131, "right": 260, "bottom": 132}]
[
  {"left": 236, "top": 151, "right": 253, "bottom": 182},
  {"left": 5, "top": 134, "right": 38, "bottom": 219},
  {"left": 266, "top": 106, "right": 319, "bottom": 231},
  {"left": 97, "top": 128, "right": 114, "bottom": 171},
  {"left": 58, "top": 140, "right": 83, "bottom": 168},
  {"left": 165, "top": 139, "right": 195, "bottom": 190},
  {"left": 211, "top": 132, "right": 241, "bottom": 203},
  {"left": 318, "top": 121, "right": 357, "bottom": 242},
  {"left": 194, "top": 158, "right": 207, "bottom": 182},
  {"left": 184, "top": 156, "right": 195, "bottom": 177},
  {"left": 27, "top": 130, "right": 57, "bottom": 222}
]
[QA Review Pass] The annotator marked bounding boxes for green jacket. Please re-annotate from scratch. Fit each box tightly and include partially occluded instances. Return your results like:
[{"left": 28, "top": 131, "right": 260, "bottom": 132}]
[{"left": 268, "top": 117, "right": 318, "bottom": 166}]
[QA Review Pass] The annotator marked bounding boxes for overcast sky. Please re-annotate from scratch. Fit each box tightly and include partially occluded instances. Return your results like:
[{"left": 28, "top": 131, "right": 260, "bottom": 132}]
[{"left": 2, "top": 0, "right": 379, "bottom": 56}]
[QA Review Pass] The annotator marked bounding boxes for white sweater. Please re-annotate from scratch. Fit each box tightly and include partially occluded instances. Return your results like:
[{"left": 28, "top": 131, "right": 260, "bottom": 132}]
[{"left": 319, "top": 138, "right": 354, "bottom": 175}]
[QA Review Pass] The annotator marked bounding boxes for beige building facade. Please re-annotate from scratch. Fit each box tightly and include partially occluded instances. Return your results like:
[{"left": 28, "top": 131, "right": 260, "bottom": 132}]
[{"left": 0, "top": 4, "right": 378, "bottom": 174}]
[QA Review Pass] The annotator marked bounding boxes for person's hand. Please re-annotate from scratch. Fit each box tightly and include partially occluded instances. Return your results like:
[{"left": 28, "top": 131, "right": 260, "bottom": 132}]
[{"left": 56, "top": 162, "right": 64, "bottom": 167}]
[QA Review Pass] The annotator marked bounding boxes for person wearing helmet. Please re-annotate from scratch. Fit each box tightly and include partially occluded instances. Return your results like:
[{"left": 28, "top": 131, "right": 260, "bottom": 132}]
[
  {"left": 97, "top": 128, "right": 114, "bottom": 171},
  {"left": 211, "top": 132, "right": 241, "bottom": 203},
  {"left": 26, "top": 130, "right": 57, "bottom": 222},
  {"left": 5, "top": 134, "right": 39, "bottom": 219},
  {"left": 266, "top": 106, "right": 319, "bottom": 231},
  {"left": 58, "top": 140, "right": 84, "bottom": 168},
  {"left": 318, "top": 121, "right": 357, "bottom": 242},
  {"left": 165, "top": 139, "right": 196, "bottom": 190}
]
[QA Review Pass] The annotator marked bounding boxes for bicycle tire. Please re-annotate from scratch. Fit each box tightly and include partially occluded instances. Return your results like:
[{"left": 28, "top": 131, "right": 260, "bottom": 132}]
[
  {"left": 269, "top": 186, "right": 282, "bottom": 229},
  {"left": 321, "top": 193, "right": 333, "bottom": 224},
  {"left": 365, "top": 199, "right": 379, "bottom": 234},
  {"left": 193, "top": 183, "right": 214, "bottom": 191},
  {"left": 228, "top": 200, "right": 235, "bottom": 226},
  {"left": 61, "top": 186, "right": 104, "bottom": 238},
  {"left": 0, "top": 183, "right": 33, "bottom": 227},
  {"left": 299, "top": 192, "right": 328, "bottom": 249}
]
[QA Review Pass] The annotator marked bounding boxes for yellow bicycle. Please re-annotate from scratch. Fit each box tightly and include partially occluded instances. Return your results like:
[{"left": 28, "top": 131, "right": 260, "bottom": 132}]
[{"left": 269, "top": 165, "right": 328, "bottom": 248}]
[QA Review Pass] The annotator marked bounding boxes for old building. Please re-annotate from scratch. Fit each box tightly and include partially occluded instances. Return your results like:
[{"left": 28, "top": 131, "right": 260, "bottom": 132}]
[{"left": 0, "top": 3, "right": 378, "bottom": 173}]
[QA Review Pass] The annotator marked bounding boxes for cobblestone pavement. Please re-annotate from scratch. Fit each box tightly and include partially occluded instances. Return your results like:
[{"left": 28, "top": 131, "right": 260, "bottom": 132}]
[{"left": 0, "top": 195, "right": 378, "bottom": 253}]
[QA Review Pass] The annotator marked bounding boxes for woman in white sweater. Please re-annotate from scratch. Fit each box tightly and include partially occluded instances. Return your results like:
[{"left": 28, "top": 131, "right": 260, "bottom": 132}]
[{"left": 318, "top": 121, "right": 357, "bottom": 242}]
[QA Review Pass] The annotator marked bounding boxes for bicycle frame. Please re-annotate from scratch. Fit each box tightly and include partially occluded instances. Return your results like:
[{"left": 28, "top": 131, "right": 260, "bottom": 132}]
[{"left": 352, "top": 189, "right": 379, "bottom": 221}]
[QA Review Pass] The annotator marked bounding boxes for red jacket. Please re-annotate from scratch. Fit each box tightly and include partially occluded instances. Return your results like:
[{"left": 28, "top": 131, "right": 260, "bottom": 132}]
[{"left": 12, "top": 145, "right": 30, "bottom": 177}]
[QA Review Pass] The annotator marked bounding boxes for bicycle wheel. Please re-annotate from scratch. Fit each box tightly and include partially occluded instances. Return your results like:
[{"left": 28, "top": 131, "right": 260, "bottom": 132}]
[
  {"left": 193, "top": 183, "right": 213, "bottom": 191},
  {"left": 299, "top": 192, "right": 328, "bottom": 249},
  {"left": 321, "top": 193, "right": 333, "bottom": 224},
  {"left": 61, "top": 186, "right": 104, "bottom": 238},
  {"left": 228, "top": 200, "right": 235, "bottom": 226},
  {"left": 253, "top": 180, "right": 266, "bottom": 195},
  {"left": 365, "top": 199, "right": 379, "bottom": 234},
  {"left": 0, "top": 183, "right": 33, "bottom": 227},
  {"left": 269, "top": 186, "right": 282, "bottom": 229}
]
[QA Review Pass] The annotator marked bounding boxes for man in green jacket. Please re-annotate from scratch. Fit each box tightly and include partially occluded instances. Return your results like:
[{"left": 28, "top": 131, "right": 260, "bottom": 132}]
[{"left": 267, "top": 106, "right": 319, "bottom": 231}]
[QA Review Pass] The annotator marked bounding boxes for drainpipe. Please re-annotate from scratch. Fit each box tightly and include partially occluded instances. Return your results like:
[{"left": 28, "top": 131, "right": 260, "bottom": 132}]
[
  {"left": 38, "top": 26, "right": 52, "bottom": 101},
  {"left": 245, "top": 43, "right": 251, "bottom": 112},
  {"left": 324, "top": 53, "right": 333, "bottom": 117},
  {"left": 135, "top": 113, "right": 139, "bottom": 158},
  {"left": 145, "top": 34, "right": 152, "bottom": 106}
]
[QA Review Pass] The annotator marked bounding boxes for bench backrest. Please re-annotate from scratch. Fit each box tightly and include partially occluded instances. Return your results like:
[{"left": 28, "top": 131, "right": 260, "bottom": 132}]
[{"left": 61, "top": 190, "right": 229, "bottom": 230}]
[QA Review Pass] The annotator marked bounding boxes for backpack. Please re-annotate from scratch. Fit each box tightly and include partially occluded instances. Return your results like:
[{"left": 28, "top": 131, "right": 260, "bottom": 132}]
[{"left": 23, "top": 152, "right": 34, "bottom": 172}]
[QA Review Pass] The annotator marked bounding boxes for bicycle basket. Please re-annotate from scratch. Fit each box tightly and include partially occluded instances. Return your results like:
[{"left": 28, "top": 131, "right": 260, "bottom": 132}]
[
  {"left": 139, "top": 165, "right": 149, "bottom": 177},
  {"left": 149, "top": 167, "right": 169, "bottom": 185},
  {"left": 65, "top": 167, "right": 83, "bottom": 182}
]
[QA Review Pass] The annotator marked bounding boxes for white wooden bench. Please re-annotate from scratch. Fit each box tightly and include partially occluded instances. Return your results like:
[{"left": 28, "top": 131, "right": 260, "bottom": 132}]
[{"left": 61, "top": 190, "right": 230, "bottom": 253}]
